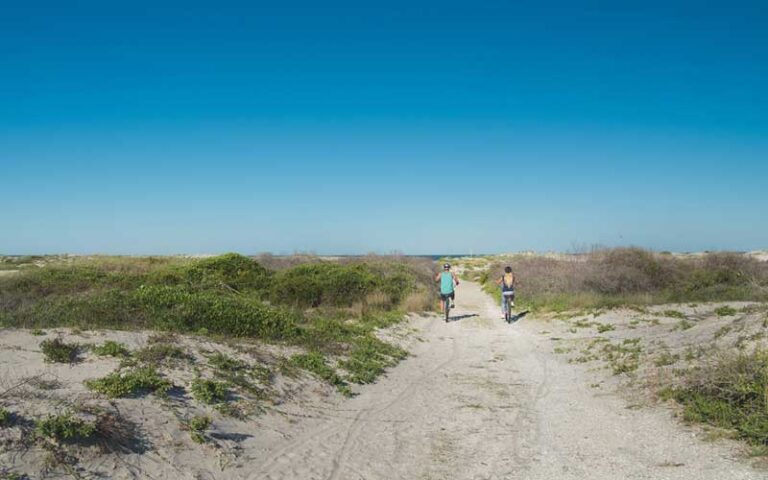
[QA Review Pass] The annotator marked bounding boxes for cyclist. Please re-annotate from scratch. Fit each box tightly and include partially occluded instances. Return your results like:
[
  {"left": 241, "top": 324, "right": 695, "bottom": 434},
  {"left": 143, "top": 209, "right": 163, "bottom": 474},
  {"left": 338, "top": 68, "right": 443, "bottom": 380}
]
[
  {"left": 495, "top": 266, "right": 516, "bottom": 318},
  {"left": 434, "top": 263, "right": 459, "bottom": 313}
]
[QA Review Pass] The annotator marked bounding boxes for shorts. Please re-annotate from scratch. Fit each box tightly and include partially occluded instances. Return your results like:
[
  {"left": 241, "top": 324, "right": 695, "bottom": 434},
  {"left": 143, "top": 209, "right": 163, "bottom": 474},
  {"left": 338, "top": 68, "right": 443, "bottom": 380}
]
[{"left": 440, "top": 292, "right": 455, "bottom": 301}]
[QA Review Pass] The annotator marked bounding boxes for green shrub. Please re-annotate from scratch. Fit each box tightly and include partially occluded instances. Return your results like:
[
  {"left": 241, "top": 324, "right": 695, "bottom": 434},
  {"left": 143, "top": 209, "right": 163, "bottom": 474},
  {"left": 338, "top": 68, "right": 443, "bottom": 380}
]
[
  {"left": 91, "top": 340, "right": 130, "bottom": 357},
  {"left": 176, "top": 253, "right": 271, "bottom": 291},
  {"left": 40, "top": 338, "right": 79, "bottom": 363},
  {"left": 270, "top": 263, "right": 378, "bottom": 308},
  {"left": 30, "top": 329, "right": 45, "bottom": 336},
  {"left": 190, "top": 379, "right": 228, "bottom": 405},
  {"left": 666, "top": 349, "right": 768, "bottom": 445},
  {"left": 664, "top": 310, "right": 686, "bottom": 319},
  {"left": 35, "top": 412, "right": 95, "bottom": 441},
  {"left": 85, "top": 366, "right": 171, "bottom": 398},
  {"left": 135, "top": 285, "right": 299, "bottom": 339}
]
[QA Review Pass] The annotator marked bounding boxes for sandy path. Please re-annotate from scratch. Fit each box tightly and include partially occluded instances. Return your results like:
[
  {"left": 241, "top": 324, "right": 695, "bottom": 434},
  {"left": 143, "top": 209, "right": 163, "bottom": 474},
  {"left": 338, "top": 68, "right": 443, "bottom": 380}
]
[{"left": 247, "top": 280, "right": 761, "bottom": 480}]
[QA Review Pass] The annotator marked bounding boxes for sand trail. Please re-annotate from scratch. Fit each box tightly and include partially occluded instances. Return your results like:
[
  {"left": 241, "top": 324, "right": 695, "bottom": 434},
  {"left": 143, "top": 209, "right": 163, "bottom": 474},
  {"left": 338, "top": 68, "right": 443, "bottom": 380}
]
[{"left": 247, "top": 281, "right": 761, "bottom": 479}]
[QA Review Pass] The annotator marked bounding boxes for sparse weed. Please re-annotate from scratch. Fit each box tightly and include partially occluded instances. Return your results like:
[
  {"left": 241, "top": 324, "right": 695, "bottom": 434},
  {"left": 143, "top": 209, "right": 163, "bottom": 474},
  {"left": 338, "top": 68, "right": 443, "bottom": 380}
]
[
  {"left": 654, "top": 350, "right": 680, "bottom": 367},
  {"left": 601, "top": 340, "right": 642, "bottom": 375},
  {"left": 673, "top": 319, "right": 694, "bottom": 331},
  {"left": 134, "top": 343, "right": 191, "bottom": 365},
  {"left": 595, "top": 323, "right": 615, "bottom": 333},
  {"left": 91, "top": 340, "right": 130, "bottom": 357},
  {"left": 714, "top": 325, "right": 732, "bottom": 339},
  {"left": 289, "top": 352, "right": 350, "bottom": 396},
  {"left": 663, "top": 310, "right": 686, "bottom": 319},
  {"left": 340, "top": 336, "right": 407, "bottom": 384},
  {"left": 187, "top": 415, "right": 211, "bottom": 443},
  {"left": 715, "top": 306, "right": 738, "bottom": 317}
]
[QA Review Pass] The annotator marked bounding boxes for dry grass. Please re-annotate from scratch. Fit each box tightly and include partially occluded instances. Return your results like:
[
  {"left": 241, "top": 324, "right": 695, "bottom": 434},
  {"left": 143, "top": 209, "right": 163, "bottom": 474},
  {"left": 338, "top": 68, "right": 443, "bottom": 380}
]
[
  {"left": 470, "top": 248, "right": 768, "bottom": 311},
  {"left": 401, "top": 290, "right": 436, "bottom": 313}
]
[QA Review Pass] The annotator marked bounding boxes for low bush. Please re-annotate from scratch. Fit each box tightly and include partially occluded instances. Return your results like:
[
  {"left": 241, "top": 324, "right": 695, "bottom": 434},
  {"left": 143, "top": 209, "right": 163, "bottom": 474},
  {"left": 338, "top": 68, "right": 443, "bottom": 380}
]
[
  {"left": 176, "top": 253, "right": 271, "bottom": 292},
  {"left": 270, "top": 263, "right": 378, "bottom": 308},
  {"left": 40, "top": 338, "right": 79, "bottom": 363},
  {"left": 85, "top": 367, "right": 171, "bottom": 398},
  {"left": 135, "top": 285, "right": 300, "bottom": 339},
  {"left": 190, "top": 379, "right": 228, "bottom": 405},
  {"left": 35, "top": 412, "right": 95, "bottom": 441}
]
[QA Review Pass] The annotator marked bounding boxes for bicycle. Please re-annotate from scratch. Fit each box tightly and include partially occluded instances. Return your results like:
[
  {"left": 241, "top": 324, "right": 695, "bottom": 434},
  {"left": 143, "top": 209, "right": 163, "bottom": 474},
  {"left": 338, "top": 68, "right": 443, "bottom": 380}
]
[
  {"left": 502, "top": 292, "right": 515, "bottom": 324},
  {"left": 441, "top": 293, "right": 454, "bottom": 322}
]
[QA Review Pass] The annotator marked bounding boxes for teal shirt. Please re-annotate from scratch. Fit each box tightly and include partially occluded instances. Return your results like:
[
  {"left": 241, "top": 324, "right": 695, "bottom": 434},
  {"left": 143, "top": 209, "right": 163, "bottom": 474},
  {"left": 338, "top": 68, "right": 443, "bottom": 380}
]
[{"left": 440, "top": 271, "right": 455, "bottom": 294}]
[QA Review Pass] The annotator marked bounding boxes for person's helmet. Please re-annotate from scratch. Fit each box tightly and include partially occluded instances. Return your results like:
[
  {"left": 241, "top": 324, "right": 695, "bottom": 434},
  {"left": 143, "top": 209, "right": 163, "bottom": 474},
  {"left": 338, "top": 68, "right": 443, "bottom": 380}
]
[
  {"left": 443, "top": 263, "right": 451, "bottom": 269},
  {"left": 504, "top": 266, "right": 512, "bottom": 273}
]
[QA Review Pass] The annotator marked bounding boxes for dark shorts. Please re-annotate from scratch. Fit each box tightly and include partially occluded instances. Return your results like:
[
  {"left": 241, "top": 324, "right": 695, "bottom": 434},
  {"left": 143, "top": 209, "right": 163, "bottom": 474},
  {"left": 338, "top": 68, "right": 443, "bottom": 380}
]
[{"left": 440, "top": 292, "right": 455, "bottom": 301}]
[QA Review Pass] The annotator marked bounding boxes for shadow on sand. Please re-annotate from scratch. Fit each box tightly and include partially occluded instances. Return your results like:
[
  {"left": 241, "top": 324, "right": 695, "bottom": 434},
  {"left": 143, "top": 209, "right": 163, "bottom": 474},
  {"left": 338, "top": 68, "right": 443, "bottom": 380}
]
[
  {"left": 446, "top": 313, "right": 479, "bottom": 322},
  {"left": 509, "top": 310, "right": 530, "bottom": 323}
]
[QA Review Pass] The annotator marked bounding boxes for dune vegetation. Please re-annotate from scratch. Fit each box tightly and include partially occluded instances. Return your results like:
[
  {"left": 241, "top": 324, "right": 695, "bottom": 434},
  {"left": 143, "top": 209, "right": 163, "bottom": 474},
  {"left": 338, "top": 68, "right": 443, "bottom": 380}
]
[
  {"left": 0, "top": 253, "right": 436, "bottom": 393},
  {"left": 459, "top": 248, "right": 768, "bottom": 312}
]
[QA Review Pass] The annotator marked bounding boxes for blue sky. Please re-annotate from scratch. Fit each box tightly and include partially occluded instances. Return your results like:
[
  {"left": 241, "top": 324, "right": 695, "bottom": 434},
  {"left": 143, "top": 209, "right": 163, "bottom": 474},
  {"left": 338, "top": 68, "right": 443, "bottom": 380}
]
[{"left": 1, "top": 1, "right": 766, "bottom": 255}]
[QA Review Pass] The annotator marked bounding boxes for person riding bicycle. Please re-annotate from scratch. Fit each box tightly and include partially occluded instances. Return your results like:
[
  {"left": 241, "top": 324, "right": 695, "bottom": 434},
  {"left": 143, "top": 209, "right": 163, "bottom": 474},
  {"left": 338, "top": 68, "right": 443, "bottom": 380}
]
[
  {"left": 495, "top": 266, "right": 516, "bottom": 318},
  {"left": 434, "top": 263, "right": 459, "bottom": 313}
]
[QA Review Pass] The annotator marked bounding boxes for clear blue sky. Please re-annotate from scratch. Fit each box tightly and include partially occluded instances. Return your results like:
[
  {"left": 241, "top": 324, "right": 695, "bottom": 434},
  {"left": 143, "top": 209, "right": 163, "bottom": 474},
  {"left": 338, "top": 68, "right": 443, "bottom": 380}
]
[{"left": 2, "top": 1, "right": 766, "bottom": 255}]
